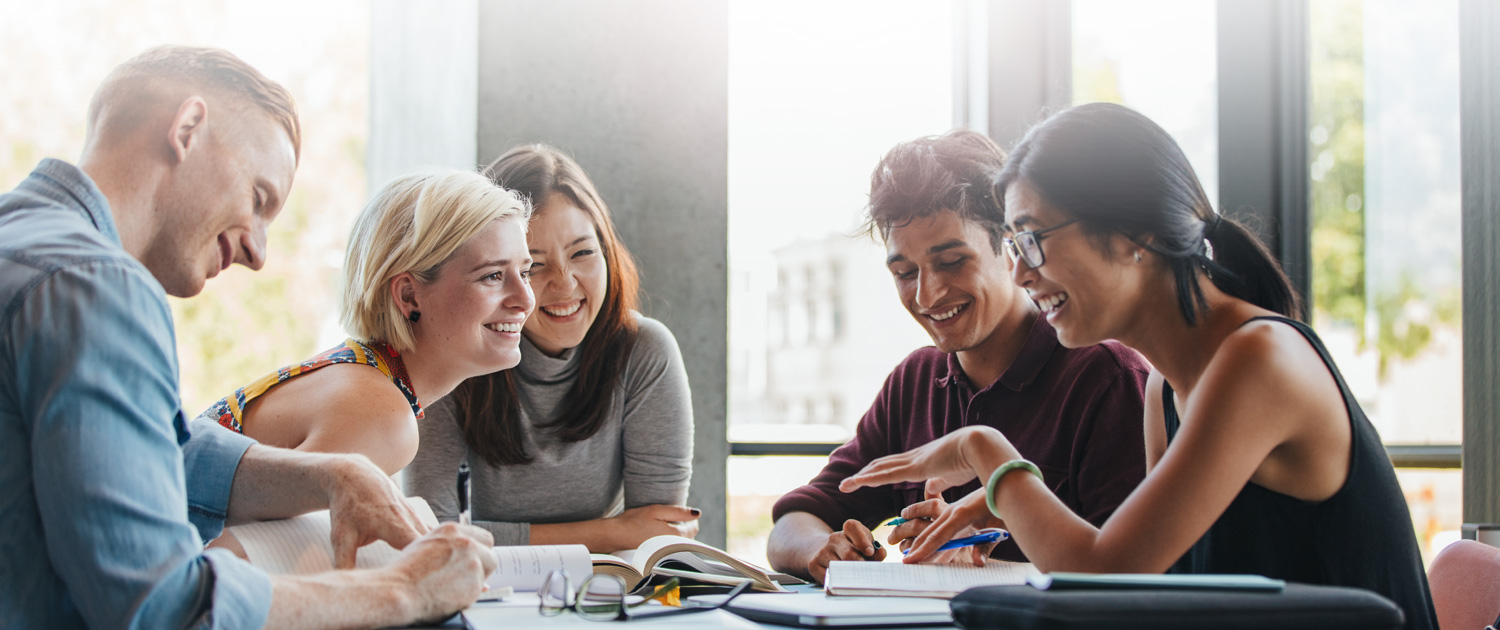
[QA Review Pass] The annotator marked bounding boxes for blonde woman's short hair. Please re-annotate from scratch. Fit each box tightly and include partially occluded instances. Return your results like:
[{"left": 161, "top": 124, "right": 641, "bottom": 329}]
[{"left": 341, "top": 169, "right": 530, "bottom": 352}]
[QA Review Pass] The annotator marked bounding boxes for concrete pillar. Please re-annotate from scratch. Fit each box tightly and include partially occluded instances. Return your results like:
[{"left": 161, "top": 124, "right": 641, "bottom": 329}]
[{"left": 371, "top": 0, "right": 730, "bottom": 547}]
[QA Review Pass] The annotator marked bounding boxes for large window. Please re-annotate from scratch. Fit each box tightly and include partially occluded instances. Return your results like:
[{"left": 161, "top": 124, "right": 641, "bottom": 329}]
[
  {"left": 1071, "top": 0, "right": 1218, "bottom": 201},
  {"left": 1308, "top": 0, "right": 1463, "bottom": 559},
  {"left": 726, "top": 0, "right": 954, "bottom": 565},
  {"left": 0, "top": 0, "right": 370, "bottom": 416}
]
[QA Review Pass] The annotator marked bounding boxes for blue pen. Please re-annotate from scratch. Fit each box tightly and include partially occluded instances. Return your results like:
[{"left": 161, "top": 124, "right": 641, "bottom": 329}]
[{"left": 903, "top": 529, "right": 1008, "bottom": 555}]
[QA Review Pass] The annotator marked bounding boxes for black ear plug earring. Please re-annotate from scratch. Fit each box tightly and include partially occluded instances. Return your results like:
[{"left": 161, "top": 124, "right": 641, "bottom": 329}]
[{"left": 408, "top": 311, "right": 421, "bottom": 323}]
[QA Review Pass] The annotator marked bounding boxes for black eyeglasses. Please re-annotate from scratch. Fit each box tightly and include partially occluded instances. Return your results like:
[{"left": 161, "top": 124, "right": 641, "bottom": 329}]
[
  {"left": 1003, "top": 219, "right": 1077, "bottom": 269},
  {"left": 538, "top": 569, "right": 752, "bottom": 622}
]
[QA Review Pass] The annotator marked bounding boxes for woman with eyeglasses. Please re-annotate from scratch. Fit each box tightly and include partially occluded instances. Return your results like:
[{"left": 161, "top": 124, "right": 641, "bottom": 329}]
[
  {"left": 840, "top": 103, "right": 1436, "bottom": 630},
  {"left": 405, "top": 144, "right": 697, "bottom": 553}
]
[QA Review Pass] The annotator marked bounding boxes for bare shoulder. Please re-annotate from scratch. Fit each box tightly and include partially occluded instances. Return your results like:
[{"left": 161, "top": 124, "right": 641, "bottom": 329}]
[
  {"left": 246, "top": 363, "right": 419, "bottom": 473},
  {"left": 1198, "top": 318, "right": 1353, "bottom": 499},
  {"left": 306, "top": 363, "right": 414, "bottom": 414},
  {"left": 1211, "top": 319, "right": 1333, "bottom": 392}
]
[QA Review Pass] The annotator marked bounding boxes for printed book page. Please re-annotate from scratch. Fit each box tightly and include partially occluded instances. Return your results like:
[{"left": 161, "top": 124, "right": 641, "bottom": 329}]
[
  {"left": 824, "top": 560, "right": 1036, "bottom": 598},
  {"left": 487, "top": 544, "right": 592, "bottom": 592},
  {"left": 599, "top": 536, "right": 801, "bottom": 592}
]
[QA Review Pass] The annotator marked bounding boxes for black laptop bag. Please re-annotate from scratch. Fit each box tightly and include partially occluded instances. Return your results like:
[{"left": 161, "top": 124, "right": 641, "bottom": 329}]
[{"left": 949, "top": 582, "right": 1405, "bottom": 630}]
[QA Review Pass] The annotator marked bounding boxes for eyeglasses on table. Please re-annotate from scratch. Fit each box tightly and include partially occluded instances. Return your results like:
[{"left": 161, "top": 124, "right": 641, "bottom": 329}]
[{"left": 538, "top": 569, "right": 752, "bottom": 622}]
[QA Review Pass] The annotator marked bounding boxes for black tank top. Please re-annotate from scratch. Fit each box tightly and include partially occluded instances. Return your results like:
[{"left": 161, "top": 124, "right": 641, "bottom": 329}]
[{"left": 1163, "top": 316, "right": 1436, "bottom": 630}]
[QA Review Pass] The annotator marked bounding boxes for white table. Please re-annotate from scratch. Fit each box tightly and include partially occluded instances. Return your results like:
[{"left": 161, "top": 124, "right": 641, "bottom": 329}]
[
  {"left": 451, "top": 591, "right": 959, "bottom": 629},
  {"left": 459, "top": 592, "right": 763, "bottom": 629}
]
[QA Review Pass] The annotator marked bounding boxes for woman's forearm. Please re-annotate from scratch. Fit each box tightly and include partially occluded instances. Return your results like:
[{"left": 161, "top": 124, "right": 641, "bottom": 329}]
[
  {"left": 962, "top": 428, "right": 1109, "bottom": 572},
  {"left": 529, "top": 520, "right": 616, "bottom": 552}
]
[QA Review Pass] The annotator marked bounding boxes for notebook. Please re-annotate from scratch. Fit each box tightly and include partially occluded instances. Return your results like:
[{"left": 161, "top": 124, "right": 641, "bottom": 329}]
[
  {"left": 823, "top": 560, "right": 1037, "bottom": 598},
  {"left": 690, "top": 593, "right": 953, "bottom": 628},
  {"left": 226, "top": 498, "right": 799, "bottom": 598},
  {"left": 226, "top": 497, "right": 589, "bottom": 597},
  {"left": 229, "top": 496, "right": 441, "bottom": 574}
]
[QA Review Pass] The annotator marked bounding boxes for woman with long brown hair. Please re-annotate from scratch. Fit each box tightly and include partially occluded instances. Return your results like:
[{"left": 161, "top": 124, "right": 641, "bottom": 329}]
[{"left": 404, "top": 144, "right": 698, "bottom": 552}]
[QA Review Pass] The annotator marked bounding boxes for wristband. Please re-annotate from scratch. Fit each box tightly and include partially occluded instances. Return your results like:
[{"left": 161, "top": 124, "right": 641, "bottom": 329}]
[{"left": 984, "top": 459, "right": 1043, "bottom": 519}]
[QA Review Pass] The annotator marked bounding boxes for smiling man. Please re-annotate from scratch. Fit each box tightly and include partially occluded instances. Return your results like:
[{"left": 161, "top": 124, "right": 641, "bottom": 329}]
[
  {"left": 767, "top": 129, "right": 1152, "bottom": 583},
  {"left": 0, "top": 47, "right": 497, "bottom": 629}
]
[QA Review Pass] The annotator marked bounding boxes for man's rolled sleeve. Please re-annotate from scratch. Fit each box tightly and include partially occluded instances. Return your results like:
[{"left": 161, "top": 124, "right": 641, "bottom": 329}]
[
  {"left": 184, "top": 418, "right": 258, "bottom": 541},
  {"left": 198, "top": 549, "right": 273, "bottom": 629},
  {"left": 13, "top": 263, "right": 272, "bottom": 629}
]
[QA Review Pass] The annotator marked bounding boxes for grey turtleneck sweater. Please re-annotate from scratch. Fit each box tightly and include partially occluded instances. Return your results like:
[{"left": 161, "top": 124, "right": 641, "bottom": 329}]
[{"left": 403, "top": 314, "right": 694, "bottom": 545}]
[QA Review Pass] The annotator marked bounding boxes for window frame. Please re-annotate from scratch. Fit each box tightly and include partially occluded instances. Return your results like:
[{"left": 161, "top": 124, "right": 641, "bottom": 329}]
[{"left": 729, "top": 0, "right": 1473, "bottom": 481}]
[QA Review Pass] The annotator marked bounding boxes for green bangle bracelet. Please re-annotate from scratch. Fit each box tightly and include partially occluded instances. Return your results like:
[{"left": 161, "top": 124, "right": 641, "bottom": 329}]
[{"left": 985, "top": 459, "right": 1043, "bottom": 519}]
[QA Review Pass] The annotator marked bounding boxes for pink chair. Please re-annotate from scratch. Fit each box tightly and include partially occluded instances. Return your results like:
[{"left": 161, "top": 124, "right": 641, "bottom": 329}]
[{"left": 1428, "top": 539, "right": 1500, "bottom": 629}]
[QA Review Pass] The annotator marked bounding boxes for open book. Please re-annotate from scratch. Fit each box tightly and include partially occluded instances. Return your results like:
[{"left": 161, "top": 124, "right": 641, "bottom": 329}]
[
  {"left": 824, "top": 560, "right": 1037, "bottom": 598},
  {"left": 591, "top": 535, "right": 806, "bottom": 593},
  {"left": 227, "top": 502, "right": 801, "bottom": 594}
]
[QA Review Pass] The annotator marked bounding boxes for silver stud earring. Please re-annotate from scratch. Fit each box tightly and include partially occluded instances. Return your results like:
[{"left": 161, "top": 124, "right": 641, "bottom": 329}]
[{"left": 1133, "top": 250, "right": 1143, "bottom": 263}]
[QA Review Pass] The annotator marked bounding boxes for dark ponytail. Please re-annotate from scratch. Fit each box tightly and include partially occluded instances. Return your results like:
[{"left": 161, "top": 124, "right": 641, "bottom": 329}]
[
  {"left": 996, "top": 103, "right": 1302, "bottom": 325},
  {"left": 1200, "top": 214, "right": 1302, "bottom": 322}
]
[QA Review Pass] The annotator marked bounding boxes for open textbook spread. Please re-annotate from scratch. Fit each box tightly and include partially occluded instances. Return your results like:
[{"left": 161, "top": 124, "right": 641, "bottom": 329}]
[
  {"left": 824, "top": 560, "right": 1038, "bottom": 598},
  {"left": 592, "top": 535, "right": 805, "bottom": 593},
  {"left": 227, "top": 501, "right": 802, "bottom": 595}
]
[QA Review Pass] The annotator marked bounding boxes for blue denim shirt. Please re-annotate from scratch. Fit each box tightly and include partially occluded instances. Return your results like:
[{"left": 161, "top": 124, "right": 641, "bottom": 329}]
[{"left": 0, "top": 159, "right": 272, "bottom": 629}]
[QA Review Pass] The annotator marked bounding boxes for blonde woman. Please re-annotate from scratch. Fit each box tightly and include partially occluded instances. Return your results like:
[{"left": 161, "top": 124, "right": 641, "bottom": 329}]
[{"left": 196, "top": 169, "right": 535, "bottom": 475}]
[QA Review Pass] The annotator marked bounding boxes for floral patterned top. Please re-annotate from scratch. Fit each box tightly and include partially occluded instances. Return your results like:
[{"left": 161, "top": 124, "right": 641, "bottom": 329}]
[{"left": 199, "top": 338, "right": 423, "bottom": 434}]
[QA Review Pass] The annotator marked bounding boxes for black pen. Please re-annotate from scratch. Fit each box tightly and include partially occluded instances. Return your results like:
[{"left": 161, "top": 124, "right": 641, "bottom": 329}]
[{"left": 457, "top": 461, "right": 472, "bottom": 525}]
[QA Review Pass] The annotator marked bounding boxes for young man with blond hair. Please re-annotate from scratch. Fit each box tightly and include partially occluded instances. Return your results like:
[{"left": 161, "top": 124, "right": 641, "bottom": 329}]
[{"left": 0, "top": 46, "right": 497, "bottom": 629}]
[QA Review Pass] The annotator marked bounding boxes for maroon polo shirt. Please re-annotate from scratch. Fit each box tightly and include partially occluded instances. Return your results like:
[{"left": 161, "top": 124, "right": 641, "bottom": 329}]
[{"left": 772, "top": 315, "right": 1150, "bottom": 562}]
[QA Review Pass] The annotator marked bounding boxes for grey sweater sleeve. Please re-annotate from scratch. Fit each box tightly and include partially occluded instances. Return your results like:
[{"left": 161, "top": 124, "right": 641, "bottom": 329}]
[
  {"left": 401, "top": 315, "right": 692, "bottom": 546},
  {"left": 403, "top": 397, "right": 531, "bottom": 545},
  {"left": 619, "top": 317, "right": 694, "bottom": 508}
]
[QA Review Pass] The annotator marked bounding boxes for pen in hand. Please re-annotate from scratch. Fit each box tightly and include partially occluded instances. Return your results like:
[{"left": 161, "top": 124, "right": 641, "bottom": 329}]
[
  {"left": 457, "top": 461, "right": 472, "bottom": 526},
  {"left": 886, "top": 516, "right": 931, "bottom": 528},
  {"left": 902, "top": 528, "right": 1008, "bottom": 556}
]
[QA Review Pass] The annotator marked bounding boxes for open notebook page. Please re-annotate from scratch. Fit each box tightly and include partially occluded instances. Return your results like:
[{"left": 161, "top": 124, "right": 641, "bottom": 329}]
[
  {"left": 233, "top": 500, "right": 590, "bottom": 593},
  {"left": 231, "top": 497, "right": 438, "bottom": 574}
]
